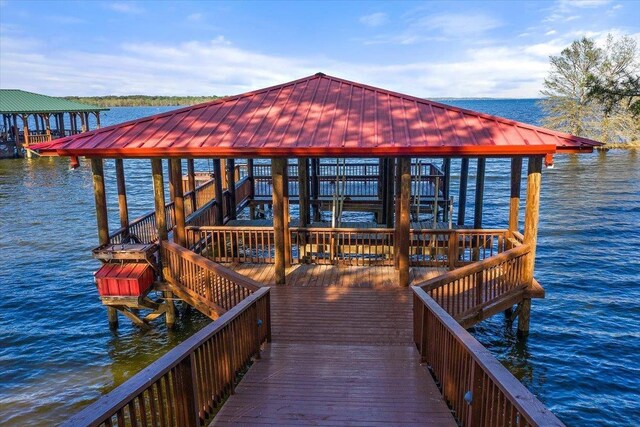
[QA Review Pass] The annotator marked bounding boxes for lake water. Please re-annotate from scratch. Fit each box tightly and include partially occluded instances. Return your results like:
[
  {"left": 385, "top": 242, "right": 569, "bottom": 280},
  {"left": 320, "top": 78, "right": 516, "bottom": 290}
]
[{"left": 0, "top": 102, "right": 638, "bottom": 426}]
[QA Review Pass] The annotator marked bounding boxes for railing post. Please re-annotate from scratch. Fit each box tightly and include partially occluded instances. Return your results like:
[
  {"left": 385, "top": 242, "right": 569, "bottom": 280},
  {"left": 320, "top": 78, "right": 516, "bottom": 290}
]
[
  {"left": 176, "top": 354, "right": 199, "bottom": 427},
  {"left": 468, "top": 360, "right": 485, "bottom": 427},
  {"left": 447, "top": 231, "right": 458, "bottom": 269},
  {"left": 475, "top": 271, "right": 484, "bottom": 307}
]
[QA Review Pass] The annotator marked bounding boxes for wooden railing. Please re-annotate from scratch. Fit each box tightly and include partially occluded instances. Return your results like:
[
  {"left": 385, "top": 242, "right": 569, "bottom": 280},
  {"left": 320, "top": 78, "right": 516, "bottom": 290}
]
[
  {"left": 27, "top": 133, "right": 51, "bottom": 144},
  {"left": 108, "top": 178, "right": 221, "bottom": 245},
  {"left": 185, "top": 199, "right": 218, "bottom": 228},
  {"left": 291, "top": 227, "right": 395, "bottom": 266},
  {"left": 186, "top": 226, "right": 276, "bottom": 264},
  {"left": 252, "top": 161, "right": 445, "bottom": 200},
  {"left": 412, "top": 287, "right": 564, "bottom": 427},
  {"left": 162, "top": 241, "right": 262, "bottom": 319},
  {"left": 418, "top": 244, "right": 531, "bottom": 320},
  {"left": 185, "top": 226, "right": 516, "bottom": 269},
  {"left": 61, "top": 287, "right": 271, "bottom": 427}
]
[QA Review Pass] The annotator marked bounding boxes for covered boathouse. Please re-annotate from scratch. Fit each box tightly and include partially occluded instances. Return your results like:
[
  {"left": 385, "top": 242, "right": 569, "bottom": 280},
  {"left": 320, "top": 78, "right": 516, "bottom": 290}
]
[
  {"left": 0, "top": 89, "right": 107, "bottom": 158},
  {"left": 33, "top": 73, "right": 600, "bottom": 426}
]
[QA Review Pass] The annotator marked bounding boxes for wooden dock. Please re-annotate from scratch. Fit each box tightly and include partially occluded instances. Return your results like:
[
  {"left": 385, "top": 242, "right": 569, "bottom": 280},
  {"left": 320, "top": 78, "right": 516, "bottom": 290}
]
[{"left": 211, "top": 266, "right": 457, "bottom": 426}]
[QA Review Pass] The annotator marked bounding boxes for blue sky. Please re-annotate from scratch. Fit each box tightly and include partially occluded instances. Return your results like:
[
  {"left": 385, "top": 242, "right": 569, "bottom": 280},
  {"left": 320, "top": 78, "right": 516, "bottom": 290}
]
[{"left": 0, "top": 0, "right": 638, "bottom": 98}]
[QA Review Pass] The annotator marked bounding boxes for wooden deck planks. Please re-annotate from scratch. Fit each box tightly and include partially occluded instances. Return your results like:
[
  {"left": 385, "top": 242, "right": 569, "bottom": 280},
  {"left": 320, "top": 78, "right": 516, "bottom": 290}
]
[{"left": 211, "top": 264, "right": 457, "bottom": 426}]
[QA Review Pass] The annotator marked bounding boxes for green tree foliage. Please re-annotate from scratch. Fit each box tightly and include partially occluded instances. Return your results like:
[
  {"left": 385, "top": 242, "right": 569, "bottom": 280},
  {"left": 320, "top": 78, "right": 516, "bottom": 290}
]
[
  {"left": 541, "top": 35, "right": 640, "bottom": 145},
  {"left": 63, "top": 95, "right": 222, "bottom": 107}
]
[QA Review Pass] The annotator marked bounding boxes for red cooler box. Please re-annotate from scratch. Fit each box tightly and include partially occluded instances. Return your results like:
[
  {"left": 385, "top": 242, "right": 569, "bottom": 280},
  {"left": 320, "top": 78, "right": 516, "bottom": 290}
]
[{"left": 95, "top": 263, "right": 155, "bottom": 297}]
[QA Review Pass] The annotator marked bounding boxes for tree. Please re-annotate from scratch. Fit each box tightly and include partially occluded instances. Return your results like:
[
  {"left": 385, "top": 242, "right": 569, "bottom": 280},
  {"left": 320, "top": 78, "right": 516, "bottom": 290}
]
[
  {"left": 586, "top": 36, "right": 640, "bottom": 117},
  {"left": 541, "top": 35, "right": 640, "bottom": 145}
]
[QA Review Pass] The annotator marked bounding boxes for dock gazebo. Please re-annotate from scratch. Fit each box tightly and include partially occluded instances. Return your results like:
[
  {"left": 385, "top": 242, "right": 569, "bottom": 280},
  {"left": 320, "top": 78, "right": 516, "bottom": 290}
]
[
  {"left": 0, "top": 89, "right": 107, "bottom": 158},
  {"left": 34, "top": 73, "right": 599, "bottom": 426}
]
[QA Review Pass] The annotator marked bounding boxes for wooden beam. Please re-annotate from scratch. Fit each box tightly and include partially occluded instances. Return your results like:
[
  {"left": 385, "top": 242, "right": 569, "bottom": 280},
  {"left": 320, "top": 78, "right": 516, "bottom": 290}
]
[
  {"left": 272, "top": 158, "right": 287, "bottom": 285},
  {"left": 509, "top": 157, "right": 523, "bottom": 232},
  {"left": 170, "top": 159, "right": 186, "bottom": 247},
  {"left": 398, "top": 158, "right": 411, "bottom": 287},
  {"left": 91, "top": 158, "right": 110, "bottom": 246},
  {"left": 187, "top": 159, "right": 196, "bottom": 209},
  {"left": 311, "top": 158, "right": 321, "bottom": 221},
  {"left": 213, "top": 159, "right": 224, "bottom": 225},
  {"left": 115, "top": 159, "right": 129, "bottom": 233},
  {"left": 151, "top": 159, "right": 168, "bottom": 241},
  {"left": 283, "top": 161, "right": 292, "bottom": 268},
  {"left": 247, "top": 159, "right": 255, "bottom": 219},
  {"left": 151, "top": 159, "right": 175, "bottom": 328},
  {"left": 227, "top": 159, "right": 237, "bottom": 220},
  {"left": 385, "top": 158, "right": 395, "bottom": 228},
  {"left": 442, "top": 158, "right": 451, "bottom": 222},
  {"left": 91, "top": 158, "right": 118, "bottom": 329},
  {"left": 458, "top": 158, "right": 469, "bottom": 226},
  {"left": 298, "top": 158, "right": 310, "bottom": 227},
  {"left": 519, "top": 156, "right": 543, "bottom": 337},
  {"left": 474, "top": 158, "right": 486, "bottom": 229}
]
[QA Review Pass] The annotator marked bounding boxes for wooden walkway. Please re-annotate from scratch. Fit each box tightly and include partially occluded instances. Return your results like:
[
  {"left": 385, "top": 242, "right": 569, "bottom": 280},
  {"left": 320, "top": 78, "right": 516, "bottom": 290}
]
[{"left": 211, "top": 265, "right": 456, "bottom": 426}]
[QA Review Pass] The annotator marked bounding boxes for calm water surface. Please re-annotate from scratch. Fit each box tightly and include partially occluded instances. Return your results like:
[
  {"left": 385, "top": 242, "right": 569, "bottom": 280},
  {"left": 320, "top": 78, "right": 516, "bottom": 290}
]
[{"left": 0, "top": 102, "right": 638, "bottom": 425}]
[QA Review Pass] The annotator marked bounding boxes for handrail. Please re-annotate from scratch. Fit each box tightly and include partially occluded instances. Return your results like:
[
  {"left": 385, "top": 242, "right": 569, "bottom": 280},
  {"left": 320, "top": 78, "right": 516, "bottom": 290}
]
[
  {"left": 162, "top": 241, "right": 261, "bottom": 318},
  {"left": 61, "top": 287, "right": 271, "bottom": 427},
  {"left": 420, "top": 244, "right": 531, "bottom": 292},
  {"left": 412, "top": 287, "right": 564, "bottom": 427},
  {"left": 185, "top": 226, "right": 515, "bottom": 268},
  {"left": 416, "top": 244, "right": 531, "bottom": 320}
]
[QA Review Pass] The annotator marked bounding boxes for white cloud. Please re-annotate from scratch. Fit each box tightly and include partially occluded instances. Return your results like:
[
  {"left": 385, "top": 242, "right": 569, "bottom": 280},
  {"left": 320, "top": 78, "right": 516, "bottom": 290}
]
[
  {"left": 545, "top": 30, "right": 557, "bottom": 36},
  {"left": 416, "top": 12, "right": 501, "bottom": 38},
  {"left": 106, "top": 2, "right": 144, "bottom": 15},
  {"left": 559, "top": 0, "right": 611, "bottom": 8},
  {"left": 187, "top": 13, "right": 204, "bottom": 22},
  {"left": 359, "top": 12, "right": 388, "bottom": 27}
]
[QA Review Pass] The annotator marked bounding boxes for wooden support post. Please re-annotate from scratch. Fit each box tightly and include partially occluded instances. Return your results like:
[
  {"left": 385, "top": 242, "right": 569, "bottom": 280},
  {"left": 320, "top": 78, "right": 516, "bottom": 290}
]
[
  {"left": 187, "top": 159, "right": 196, "bottom": 210},
  {"left": 227, "top": 159, "right": 237, "bottom": 220},
  {"left": 298, "top": 158, "right": 310, "bottom": 227},
  {"left": 91, "top": 158, "right": 118, "bottom": 328},
  {"left": 442, "top": 158, "right": 451, "bottom": 222},
  {"left": 519, "top": 156, "right": 542, "bottom": 337},
  {"left": 272, "top": 158, "right": 287, "bottom": 285},
  {"left": 22, "top": 115, "right": 31, "bottom": 158},
  {"left": 509, "top": 157, "right": 523, "bottom": 232},
  {"left": 95, "top": 112, "right": 101, "bottom": 129},
  {"left": 167, "top": 159, "right": 175, "bottom": 201},
  {"left": 170, "top": 159, "right": 186, "bottom": 247},
  {"left": 380, "top": 158, "right": 388, "bottom": 224},
  {"left": 91, "top": 158, "right": 110, "bottom": 246},
  {"left": 115, "top": 159, "right": 129, "bottom": 236},
  {"left": 457, "top": 158, "right": 469, "bottom": 226},
  {"left": 213, "top": 160, "right": 224, "bottom": 225},
  {"left": 474, "top": 158, "right": 486, "bottom": 229},
  {"left": 283, "top": 161, "right": 292, "bottom": 268},
  {"left": 398, "top": 158, "right": 411, "bottom": 287},
  {"left": 247, "top": 159, "right": 255, "bottom": 219},
  {"left": 311, "top": 158, "right": 320, "bottom": 222},
  {"left": 385, "top": 158, "right": 395, "bottom": 228},
  {"left": 152, "top": 159, "right": 175, "bottom": 328}
]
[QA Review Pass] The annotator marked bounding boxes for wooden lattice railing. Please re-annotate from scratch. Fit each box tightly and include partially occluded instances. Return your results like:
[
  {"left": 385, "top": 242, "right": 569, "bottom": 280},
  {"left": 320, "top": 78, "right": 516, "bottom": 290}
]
[
  {"left": 412, "top": 287, "right": 564, "bottom": 427},
  {"left": 161, "top": 241, "right": 261, "bottom": 319},
  {"left": 61, "top": 287, "right": 270, "bottom": 427}
]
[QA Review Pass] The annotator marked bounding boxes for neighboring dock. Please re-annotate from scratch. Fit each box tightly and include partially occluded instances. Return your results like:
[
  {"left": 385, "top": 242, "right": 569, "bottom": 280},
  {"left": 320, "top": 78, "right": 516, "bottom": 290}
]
[{"left": 0, "top": 89, "right": 107, "bottom": 158}]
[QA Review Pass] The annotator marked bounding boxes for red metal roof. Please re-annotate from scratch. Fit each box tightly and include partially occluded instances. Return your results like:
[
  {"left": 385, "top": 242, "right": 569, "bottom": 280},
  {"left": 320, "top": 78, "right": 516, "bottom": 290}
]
[{"left": 33, "top": 73, "right": 601, "bottom": 158}]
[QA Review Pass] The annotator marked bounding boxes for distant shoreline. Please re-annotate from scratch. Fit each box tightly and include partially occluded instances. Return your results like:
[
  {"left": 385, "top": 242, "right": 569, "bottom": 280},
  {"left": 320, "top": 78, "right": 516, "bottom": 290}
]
[
  {"left": 65, "top": 95, "right": 547, "bottom": 107},
  {"left": 63, "top": 95, "right": 223, "bottom": 107}
]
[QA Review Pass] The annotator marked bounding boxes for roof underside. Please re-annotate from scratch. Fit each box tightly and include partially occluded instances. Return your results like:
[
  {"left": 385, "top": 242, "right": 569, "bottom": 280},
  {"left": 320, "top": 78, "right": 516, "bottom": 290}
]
[
  {"left": 0, "top": 89, "right": 108, "bottom": 114},
  {"left": 32, "top": 73, "right": 600, "bottom": 158}
]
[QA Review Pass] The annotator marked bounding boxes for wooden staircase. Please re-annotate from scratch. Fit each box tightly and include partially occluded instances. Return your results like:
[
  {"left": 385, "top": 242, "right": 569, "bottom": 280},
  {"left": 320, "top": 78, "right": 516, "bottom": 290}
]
[{"left": 416, "top": 242, "right": 544, "bottom": 329}]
